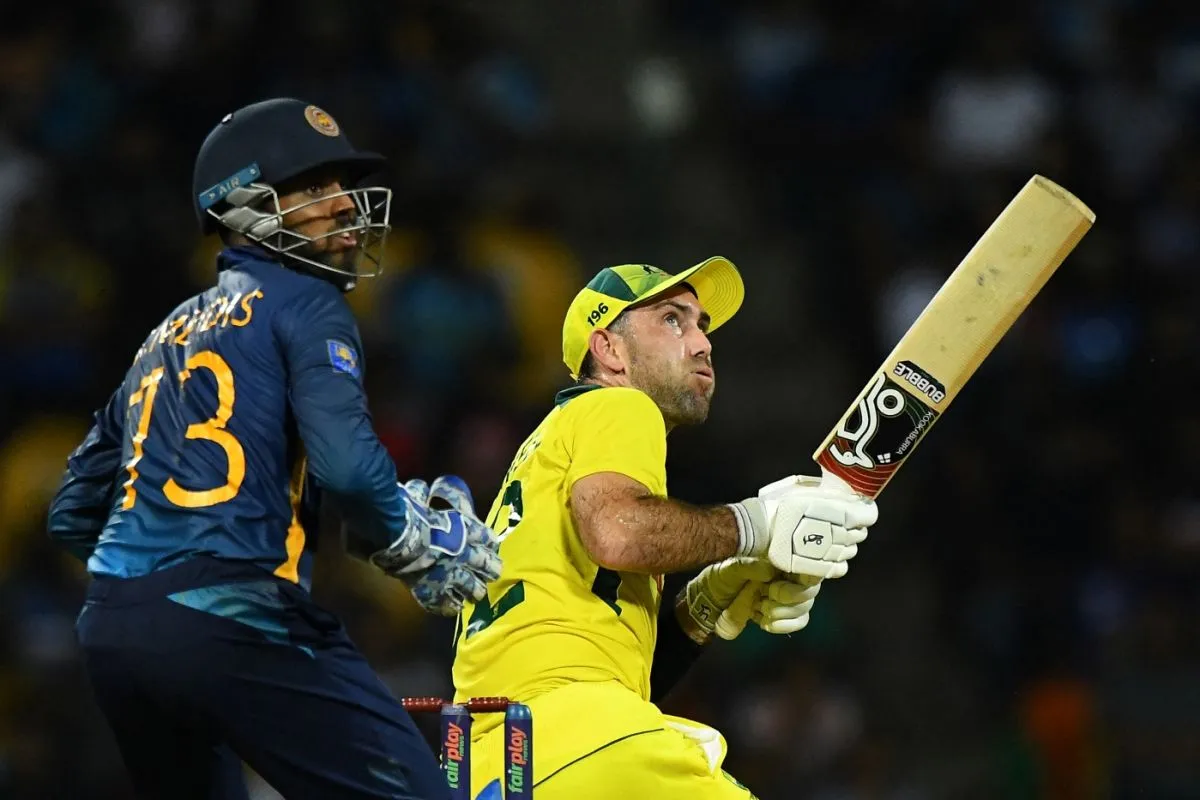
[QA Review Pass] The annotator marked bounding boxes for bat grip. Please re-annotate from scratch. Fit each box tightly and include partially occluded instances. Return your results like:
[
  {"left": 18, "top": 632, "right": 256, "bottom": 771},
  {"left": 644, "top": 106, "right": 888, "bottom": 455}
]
[{"left": 818, "top": 468, "right": 853, "bottom": 494}]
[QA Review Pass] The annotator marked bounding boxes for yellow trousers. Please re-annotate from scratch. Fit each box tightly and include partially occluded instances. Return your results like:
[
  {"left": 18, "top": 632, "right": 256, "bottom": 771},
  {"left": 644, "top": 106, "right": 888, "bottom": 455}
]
[{"left": 466, "top": 682, "right": 757, "bottom": 799}]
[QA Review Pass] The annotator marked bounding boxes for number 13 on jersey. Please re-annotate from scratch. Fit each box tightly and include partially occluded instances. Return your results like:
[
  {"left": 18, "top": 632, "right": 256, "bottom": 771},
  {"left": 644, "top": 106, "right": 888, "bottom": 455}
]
[{"left": 122, "top": 350, "right": 246, "bottom": 511}]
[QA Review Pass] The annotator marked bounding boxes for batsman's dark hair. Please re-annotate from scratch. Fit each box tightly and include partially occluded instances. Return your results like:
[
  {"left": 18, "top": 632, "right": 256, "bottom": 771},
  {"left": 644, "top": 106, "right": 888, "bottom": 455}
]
[{"left": 577, "top": 353, "right": 598, "bottom": 381}]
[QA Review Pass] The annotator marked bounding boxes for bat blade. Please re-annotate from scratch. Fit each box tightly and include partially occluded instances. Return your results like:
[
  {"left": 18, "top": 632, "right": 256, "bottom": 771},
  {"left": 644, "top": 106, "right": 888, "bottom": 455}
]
[{"left": 814, "top": 175, "right": 1095, "bottom": 498}]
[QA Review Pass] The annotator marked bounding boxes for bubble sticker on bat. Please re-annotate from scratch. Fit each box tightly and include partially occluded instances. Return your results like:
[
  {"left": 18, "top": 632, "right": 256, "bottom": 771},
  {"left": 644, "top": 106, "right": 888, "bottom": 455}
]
[
  {"left": 892, "top": 360, "right": 946, "bottom": 404},
  {"left": 816, "top": 370, "right": 940, "bottom": 497}
]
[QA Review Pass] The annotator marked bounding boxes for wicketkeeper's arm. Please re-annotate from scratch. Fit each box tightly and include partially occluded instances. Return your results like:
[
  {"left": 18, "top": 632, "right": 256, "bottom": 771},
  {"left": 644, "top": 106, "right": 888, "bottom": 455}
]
[
  {"left": 47, "top": 386, "right": 126, "bottom": 562},
  {"left": 276, "top": 286, "right": 409, "bottom": 556}
]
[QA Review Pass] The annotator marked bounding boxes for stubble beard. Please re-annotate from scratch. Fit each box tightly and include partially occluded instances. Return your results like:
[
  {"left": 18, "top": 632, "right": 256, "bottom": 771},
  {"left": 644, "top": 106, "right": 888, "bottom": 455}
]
[
  {"left": 296, "top": 237, "right": 357, "bottom": 271},
  {"left": 628, "top": 351, "right": 713, "bottom": 429},
  {"left": 283, "top": 211, "right": 360, "bottom": 271}
]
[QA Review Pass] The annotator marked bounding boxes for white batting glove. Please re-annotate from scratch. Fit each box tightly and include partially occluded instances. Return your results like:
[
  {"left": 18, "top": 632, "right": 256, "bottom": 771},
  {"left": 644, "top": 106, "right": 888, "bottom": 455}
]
[
  {"left": 729, "top": 475, "right": 877, "bottom": 580},
  {"left": 676, "top": 557, "right": 776, "bottom": 645},
  {"left": 714, "top": 572, "right": 823, "bottom": 640}
]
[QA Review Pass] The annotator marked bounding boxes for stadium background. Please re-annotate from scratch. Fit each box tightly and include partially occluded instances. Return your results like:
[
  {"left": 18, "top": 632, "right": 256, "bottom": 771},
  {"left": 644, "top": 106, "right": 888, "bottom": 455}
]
[{"left": 1, "top": 1, "right": 1197, "bottom": 797}]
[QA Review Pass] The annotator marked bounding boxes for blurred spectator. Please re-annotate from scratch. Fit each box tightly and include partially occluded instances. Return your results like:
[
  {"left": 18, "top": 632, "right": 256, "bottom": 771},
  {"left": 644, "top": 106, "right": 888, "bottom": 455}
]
[
  {"left": 1079, "top": 22, "right": 1182, "bottom": 199},
  {"left": 379, "top": 218, "right": 517, "bottom": 399},
  {"left": 930, "top": 23, "right": 1061, "bottom": 172},
  {"left": 465, "top": 179, "right": 584, "bottom": 406},
  {"left": 0, "top": 195, "right": 112, "bottom": 407}
]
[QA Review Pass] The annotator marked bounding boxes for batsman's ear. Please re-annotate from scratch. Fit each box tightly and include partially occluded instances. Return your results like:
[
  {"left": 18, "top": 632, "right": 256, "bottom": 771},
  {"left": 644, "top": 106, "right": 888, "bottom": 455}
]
[{"left": 587, "top": 328, "right": 627, "bottom": 376}]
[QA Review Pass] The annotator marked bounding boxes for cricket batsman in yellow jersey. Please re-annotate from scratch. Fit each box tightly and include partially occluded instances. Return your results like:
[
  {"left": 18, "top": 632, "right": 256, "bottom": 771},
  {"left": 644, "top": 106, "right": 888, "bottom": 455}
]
[{"left": 453, "top": 260, "right": 881, "bottom": 798}]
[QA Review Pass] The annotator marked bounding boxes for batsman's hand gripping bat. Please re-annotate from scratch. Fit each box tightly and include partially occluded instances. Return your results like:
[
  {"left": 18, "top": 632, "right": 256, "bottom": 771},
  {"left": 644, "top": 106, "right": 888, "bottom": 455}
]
[{"left": 716, "top": 175, "right": 1095, "bottom": 637}]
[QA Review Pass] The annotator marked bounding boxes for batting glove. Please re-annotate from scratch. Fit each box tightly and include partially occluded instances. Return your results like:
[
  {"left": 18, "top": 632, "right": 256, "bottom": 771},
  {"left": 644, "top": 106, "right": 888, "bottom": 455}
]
[
  {"left": 729, "top": 474, "right": 877, "bottom": 580},
  {"left": 676, "top": 557, "right": 775, "bottom": 645},
  {"left": 714, "top": 571, "right": 823, "bottom": 640},
  {"left": 678, "top": 557, "right": 825, "bottom": 644}
]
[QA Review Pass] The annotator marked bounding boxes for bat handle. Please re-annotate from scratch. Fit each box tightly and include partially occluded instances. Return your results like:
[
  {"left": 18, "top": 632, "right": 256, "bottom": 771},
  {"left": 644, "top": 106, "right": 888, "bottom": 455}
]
[{"left": 818, "top": 468, "right": 853, "bottom": 494}]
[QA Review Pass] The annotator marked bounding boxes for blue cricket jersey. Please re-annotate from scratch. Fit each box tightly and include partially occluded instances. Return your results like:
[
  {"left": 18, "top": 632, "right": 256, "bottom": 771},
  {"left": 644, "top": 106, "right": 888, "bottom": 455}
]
[{"left": 47, "top": 246, "right": 409, "bottom": 591}]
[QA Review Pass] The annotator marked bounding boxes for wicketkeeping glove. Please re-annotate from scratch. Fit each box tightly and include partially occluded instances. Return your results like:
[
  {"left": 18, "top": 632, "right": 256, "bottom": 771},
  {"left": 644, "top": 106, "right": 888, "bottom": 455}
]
[{"left": 371, "top": 475, "right": 502, "bottom": 616}]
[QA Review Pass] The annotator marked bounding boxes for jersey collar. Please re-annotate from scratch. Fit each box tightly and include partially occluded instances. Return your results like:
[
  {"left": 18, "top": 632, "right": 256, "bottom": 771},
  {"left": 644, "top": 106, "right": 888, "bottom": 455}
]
[
  {"left": 554, "top": 383, "right": 602, "bottom": 407},
  {"left": 216, "top": 244, "right": 277, "bottom": 272}
]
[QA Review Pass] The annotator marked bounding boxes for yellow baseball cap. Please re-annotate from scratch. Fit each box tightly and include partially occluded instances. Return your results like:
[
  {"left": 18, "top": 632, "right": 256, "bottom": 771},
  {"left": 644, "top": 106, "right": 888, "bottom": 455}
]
[{"left": 562, "top": 258, "right": 745, "bottom": 378}]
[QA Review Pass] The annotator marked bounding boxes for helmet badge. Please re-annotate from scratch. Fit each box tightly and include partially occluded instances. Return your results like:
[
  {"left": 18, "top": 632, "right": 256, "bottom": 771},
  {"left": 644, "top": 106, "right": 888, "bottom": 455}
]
[{"left": 304, "top": 105, "right": 340, "bottom": 137}]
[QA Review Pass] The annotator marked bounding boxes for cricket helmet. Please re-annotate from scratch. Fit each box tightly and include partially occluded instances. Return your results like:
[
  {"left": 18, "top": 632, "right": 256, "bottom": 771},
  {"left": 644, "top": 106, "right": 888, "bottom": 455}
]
[{"left": 192, "top": 98, "right": 392, "bottom": 290}]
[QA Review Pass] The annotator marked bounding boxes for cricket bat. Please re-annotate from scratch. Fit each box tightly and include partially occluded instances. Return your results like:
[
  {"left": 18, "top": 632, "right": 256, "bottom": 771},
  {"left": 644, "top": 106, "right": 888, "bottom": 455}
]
[
  {"left": 813, "top": 174, "right": 1095, "bottom": 498},
  {"left": 715, "top": 175, "right": 1094, "bottom": 639}
]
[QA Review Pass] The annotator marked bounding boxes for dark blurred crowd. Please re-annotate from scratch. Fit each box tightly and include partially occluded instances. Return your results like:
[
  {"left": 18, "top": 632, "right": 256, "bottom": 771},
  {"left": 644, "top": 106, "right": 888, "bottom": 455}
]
[{"left": 2, "top": 1, "right": 1198, "bottom": 798}]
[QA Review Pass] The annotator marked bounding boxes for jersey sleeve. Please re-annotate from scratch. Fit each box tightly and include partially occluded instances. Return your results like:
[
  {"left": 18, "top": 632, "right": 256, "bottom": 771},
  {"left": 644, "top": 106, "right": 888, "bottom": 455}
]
[
  {"left": 274, "top": 283, "right": 407, "bottom": 553},
  {"left": 563, "top": 388, "right": 668, "bottom": 495},
  {"left": 47, "top": 385, "right": 126, "bottom": 561}
]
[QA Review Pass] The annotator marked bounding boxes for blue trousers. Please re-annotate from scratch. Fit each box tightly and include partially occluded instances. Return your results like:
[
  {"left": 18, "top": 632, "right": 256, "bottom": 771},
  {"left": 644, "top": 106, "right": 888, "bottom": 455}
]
[{"left": 76, "top": 557, "right": 447, "bottom": 800}]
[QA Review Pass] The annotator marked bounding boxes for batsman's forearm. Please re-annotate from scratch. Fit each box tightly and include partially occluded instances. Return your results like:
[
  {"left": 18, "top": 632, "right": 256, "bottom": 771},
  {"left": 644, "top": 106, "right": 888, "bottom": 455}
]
[{"left": 600, "top": 497, "right": 739, "bottom": 574}]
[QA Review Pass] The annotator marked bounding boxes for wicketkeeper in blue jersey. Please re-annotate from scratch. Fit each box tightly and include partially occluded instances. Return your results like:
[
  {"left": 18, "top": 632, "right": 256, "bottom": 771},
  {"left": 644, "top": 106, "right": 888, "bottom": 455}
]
[{"left": 46, "top": 98, "right": 500, "bottom": 800}]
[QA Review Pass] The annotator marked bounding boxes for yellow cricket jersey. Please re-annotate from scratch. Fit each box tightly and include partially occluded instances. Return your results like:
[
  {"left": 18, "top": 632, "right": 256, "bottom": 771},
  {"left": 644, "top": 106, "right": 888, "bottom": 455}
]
[{"left": 452, "top": 385, "right": 668, "bottom": 746}]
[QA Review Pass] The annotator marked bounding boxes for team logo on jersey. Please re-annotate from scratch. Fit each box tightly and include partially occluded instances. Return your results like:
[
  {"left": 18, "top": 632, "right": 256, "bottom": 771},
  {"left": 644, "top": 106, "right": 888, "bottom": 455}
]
[
  {"left": 304, "top": 105, "right": 340, "bottom": 137},
  {"left": 327, "top": 340, "right": 360, "bottom": 377}
]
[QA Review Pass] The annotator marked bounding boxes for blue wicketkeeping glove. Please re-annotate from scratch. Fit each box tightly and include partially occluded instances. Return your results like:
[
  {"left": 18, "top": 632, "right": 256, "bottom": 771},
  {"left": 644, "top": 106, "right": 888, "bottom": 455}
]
[
  {"left": 474, "top": 780, "right": 503, "bottom": 800},
  {"left": 371, "top": 475, "right": 502, "bottom": 616}
]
